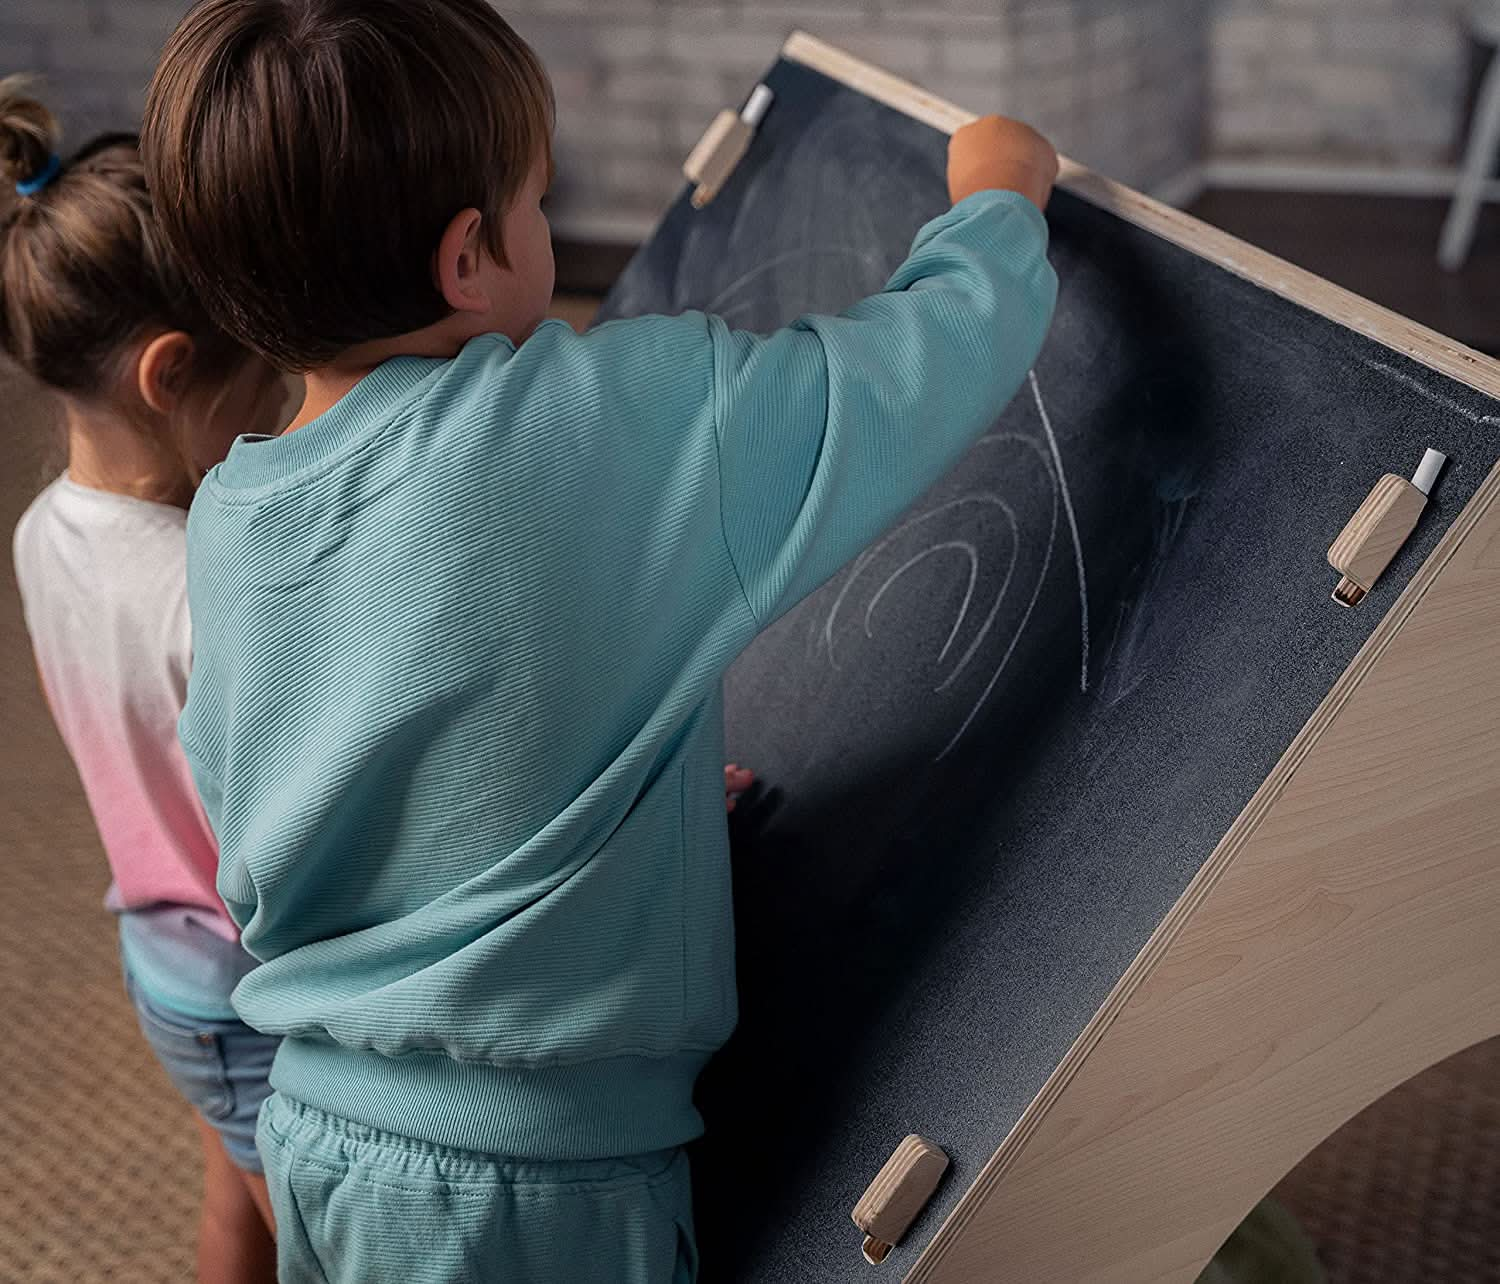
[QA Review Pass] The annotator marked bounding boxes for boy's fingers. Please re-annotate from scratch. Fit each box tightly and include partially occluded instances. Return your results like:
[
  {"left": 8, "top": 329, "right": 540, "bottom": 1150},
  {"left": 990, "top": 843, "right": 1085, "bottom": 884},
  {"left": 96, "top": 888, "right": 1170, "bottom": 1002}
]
[
  {"left": 947, "top": 114, "right": 1058, "bottom": 208},
  {"left": 724, "top": 765, "right": 754, "bottom": 812}
]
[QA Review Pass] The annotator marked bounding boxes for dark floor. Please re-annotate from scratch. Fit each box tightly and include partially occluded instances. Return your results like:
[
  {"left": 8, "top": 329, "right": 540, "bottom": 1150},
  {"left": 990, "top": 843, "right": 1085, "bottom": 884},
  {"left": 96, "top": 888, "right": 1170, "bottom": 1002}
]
[{"left": 1189, "top": 190, "right": 1500, "bottom": 356}]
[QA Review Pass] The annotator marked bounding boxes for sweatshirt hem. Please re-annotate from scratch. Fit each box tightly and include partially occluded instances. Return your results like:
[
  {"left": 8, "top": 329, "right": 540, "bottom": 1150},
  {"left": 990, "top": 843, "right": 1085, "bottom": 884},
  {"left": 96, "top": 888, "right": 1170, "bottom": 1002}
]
[{"left": 270, "top": 1036, "right": 710, "bottom": 1161}]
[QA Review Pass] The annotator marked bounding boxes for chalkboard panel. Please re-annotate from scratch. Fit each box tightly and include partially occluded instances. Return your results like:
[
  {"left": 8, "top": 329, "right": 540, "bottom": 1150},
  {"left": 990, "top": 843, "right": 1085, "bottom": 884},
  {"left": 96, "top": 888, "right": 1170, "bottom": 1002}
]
[{"left": 599, "top": 55, "right": 1500, "bottom": 1282}]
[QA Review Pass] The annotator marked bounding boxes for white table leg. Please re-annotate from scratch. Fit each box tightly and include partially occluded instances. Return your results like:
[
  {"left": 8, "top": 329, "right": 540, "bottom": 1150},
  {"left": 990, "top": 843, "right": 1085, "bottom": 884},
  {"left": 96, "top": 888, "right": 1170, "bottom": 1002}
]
[{"left": 1440, "top": 44, "right": 1500, "bottom": 270}]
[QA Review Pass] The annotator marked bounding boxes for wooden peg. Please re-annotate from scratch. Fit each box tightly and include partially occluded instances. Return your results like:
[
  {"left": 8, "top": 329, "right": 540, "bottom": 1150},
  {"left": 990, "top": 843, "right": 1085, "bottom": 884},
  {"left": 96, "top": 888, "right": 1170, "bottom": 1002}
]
[
  {"left": 1328, "top": 448, "right": 1446, "bottom": 607},
  {"left": 852, "top": 1134, "right": 949, "bottom": 1265},
  {"left": 682, "top": 84, "right": 774, "bottom": 208}
]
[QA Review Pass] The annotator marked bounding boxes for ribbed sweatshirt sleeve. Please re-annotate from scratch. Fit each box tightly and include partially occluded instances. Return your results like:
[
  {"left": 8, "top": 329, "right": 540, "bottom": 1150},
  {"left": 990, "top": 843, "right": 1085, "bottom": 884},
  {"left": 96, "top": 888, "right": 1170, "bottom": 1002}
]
[{"left": 709, "top": 188, "right": 1057, "bottom": 625}]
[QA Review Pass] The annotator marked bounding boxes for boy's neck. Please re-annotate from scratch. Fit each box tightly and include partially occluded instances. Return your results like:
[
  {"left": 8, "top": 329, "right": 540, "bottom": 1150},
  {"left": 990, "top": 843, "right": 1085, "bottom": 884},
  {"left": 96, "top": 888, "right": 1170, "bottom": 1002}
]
[
  {"left": 287, "top": 314, "right": 496, "bottom": 434},
  {"left": 290, "top": 367, "right": 380, "bottom": 433}
]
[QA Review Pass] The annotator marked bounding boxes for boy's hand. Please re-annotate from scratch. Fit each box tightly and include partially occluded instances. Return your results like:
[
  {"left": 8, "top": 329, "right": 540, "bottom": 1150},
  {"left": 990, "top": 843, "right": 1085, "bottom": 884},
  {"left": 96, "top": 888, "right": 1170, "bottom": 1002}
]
[
  {"left": 724, "top": 764, "right": 754, "bottom": 812},
  {"left": 948, "top": 116, "right": 1059, "bottom": 212}
]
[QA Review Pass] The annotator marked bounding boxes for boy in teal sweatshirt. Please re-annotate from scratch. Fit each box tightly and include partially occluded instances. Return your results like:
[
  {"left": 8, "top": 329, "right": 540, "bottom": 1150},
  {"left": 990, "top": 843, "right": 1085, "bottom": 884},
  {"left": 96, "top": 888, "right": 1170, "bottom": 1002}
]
[{"left": 142, "top": 2, "right": 1058, "bottom": 1279}]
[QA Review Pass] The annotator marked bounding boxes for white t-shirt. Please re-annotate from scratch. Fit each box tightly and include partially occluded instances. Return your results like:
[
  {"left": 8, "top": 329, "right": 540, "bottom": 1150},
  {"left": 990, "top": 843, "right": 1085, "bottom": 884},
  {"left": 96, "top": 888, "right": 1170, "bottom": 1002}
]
[{"left": 13, "top": 476, "right": 235, "bottom": 941}]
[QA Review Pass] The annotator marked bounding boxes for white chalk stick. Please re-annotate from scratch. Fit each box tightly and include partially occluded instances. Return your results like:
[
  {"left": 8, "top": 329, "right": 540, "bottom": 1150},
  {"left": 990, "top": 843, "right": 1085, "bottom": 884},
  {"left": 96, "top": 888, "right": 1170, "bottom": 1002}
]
[
  {"left": 1410, "top": 448, "right": 1446, "bottom": 496},
  {"left": 741, "top": 84, "right": 774, "bottom": 127}
]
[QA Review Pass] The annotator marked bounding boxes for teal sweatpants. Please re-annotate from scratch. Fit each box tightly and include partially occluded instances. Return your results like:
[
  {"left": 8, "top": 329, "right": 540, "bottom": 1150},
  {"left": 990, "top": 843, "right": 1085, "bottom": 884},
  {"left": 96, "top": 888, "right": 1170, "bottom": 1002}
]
[{"left": 258, "top": 1094, "right": 698, "bottom": 1283}]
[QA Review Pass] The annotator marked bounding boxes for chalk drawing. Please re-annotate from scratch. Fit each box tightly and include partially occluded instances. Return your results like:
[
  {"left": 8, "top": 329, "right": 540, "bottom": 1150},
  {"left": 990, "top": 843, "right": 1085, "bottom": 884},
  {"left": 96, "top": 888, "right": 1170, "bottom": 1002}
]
[
  {"left": 865, "top": 541, "right": 979, "bottom": 661},
  {"left": 816, "top": 375, "right": 1093, "bottom": 761},
  {"left": 822, "top": 495, "right": 1020, "bottom": 680},
  {"left": 1030, "top": 371, "right": 1090, "bottom": 693},
  {"left": 1360, "top": 357, "right": 1500, "bottom": 426}
]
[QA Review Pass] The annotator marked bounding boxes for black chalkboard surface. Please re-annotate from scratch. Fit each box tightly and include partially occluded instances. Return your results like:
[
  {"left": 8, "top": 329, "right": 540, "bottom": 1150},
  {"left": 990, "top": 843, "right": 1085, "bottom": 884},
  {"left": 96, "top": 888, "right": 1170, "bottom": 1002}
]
[{"left": 599, "top": 53, "right": 1500, "bottom": 1282}]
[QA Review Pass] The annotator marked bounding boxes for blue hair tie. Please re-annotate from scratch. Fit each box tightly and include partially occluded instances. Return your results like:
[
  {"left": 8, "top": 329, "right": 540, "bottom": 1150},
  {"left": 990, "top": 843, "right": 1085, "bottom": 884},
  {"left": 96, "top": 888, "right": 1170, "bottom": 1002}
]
[{"left": 16, "top": 153, "right": 62, "bottom": 197}]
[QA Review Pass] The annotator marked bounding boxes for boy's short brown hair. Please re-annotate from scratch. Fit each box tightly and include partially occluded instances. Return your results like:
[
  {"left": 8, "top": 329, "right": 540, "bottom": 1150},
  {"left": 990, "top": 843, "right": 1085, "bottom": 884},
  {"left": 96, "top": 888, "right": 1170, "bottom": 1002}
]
[{"left": 142, "top": 0, "right": 553, "bottom": 371}]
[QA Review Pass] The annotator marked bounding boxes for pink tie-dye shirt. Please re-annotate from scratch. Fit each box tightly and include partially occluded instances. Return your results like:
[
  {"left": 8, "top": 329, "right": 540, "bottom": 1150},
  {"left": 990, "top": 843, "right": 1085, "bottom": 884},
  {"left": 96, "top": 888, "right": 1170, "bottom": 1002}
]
[{"left": 13, "top": 476, "right": 234, "bottom": 939}]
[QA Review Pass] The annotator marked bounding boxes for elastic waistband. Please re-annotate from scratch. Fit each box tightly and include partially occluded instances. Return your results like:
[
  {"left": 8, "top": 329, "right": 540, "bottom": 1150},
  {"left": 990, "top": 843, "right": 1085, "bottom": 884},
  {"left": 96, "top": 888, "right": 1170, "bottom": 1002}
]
[{"left": 271, "top": 1037, "right": 708, "bottom": 1161}]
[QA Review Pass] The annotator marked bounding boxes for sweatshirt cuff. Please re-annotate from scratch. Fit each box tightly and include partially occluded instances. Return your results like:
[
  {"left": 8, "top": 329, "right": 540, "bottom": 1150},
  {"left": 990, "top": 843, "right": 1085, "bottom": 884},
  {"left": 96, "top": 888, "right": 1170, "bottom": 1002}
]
[{"left": 913, "top": 186, "right": 1051, "bottom": 258}]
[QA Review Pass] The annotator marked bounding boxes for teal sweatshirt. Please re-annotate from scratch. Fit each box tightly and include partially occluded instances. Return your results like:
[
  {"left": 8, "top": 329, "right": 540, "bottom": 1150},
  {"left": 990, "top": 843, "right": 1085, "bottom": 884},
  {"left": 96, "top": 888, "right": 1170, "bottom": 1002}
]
[{"left": 179, "top": 189, "right": 1057, "bottom": 1161}]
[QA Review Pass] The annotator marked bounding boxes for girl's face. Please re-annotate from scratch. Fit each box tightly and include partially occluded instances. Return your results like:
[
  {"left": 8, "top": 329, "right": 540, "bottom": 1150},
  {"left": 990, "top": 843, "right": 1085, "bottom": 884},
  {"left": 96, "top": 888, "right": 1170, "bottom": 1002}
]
[{"left": 186, "top": 355, "right": 300, "bottom": 475}]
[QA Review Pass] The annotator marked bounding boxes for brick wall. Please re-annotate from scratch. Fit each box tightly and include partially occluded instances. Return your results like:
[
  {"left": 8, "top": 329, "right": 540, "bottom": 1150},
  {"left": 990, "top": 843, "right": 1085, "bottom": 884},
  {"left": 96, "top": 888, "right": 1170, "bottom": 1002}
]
[
  {"left": 508, "top": 0, "right": 1207, "bottom": 236},
  {"left": 1211, "top": 0, "right": 1467, "bottom": 167},
  {"left": 0, "top": 1, "right": 1474, "bottom": 239},
  {"left": 0, "top": 0, "right": 1205, "bottom": 240}
]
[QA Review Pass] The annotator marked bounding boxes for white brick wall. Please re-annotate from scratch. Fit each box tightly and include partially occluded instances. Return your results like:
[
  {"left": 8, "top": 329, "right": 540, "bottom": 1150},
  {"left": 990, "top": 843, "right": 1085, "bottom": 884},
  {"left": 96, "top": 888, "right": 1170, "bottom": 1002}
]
[
  {"left": 503, "top": 0, "right": 1208, "bottom": 232},
  {"left": 1210, "top": 0, "right": 1467, "bottom": 167},
  {"left": 0, "top": 0, "right": 1205, "bottom": 238},
  {"left": 2, "top": 0, "right": 1470, "bottom": 239}
]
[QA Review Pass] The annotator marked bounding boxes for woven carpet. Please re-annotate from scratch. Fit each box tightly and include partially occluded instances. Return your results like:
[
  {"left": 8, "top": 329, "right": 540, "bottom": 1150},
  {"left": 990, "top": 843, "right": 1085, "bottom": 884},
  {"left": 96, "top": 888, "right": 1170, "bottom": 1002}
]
[{"left": 1, "top": 339, "right": 1497, "bottom": 1280}]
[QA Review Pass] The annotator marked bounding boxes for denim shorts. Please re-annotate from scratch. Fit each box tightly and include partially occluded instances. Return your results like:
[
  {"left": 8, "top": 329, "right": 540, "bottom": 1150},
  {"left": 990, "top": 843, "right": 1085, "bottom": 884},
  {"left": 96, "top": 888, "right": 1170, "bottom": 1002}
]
[{"left": 123, "top": 967, "right": 279, "bottom": 1173}]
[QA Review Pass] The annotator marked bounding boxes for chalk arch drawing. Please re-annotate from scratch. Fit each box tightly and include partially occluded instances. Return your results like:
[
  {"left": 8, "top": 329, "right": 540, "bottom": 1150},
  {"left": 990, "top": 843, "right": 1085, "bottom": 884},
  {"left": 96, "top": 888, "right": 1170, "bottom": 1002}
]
[
  {"left": 817, "top": 372, "right": 1090, "bottom": 761},
  {"left": 604, "top": 93, "right": 1092, "bottom": 760}
]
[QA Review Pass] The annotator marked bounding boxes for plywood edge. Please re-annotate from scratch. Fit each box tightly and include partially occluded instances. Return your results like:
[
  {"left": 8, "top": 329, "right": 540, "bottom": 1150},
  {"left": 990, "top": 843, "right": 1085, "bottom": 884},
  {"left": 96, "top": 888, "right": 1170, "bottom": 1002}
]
[
  {"left": 903, "top": 457, "right": 1500, "bottom": 1284},
  {"left": 782, "top": 30, "right": 975, "bottom": 134},
  {"left": 780, "top": 31, "right": 1500, "bottom": 402}
]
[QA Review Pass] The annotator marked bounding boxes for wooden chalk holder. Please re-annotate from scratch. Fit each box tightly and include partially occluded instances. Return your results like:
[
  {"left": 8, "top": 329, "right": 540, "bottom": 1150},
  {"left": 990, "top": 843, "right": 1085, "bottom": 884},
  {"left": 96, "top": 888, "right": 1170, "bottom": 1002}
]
[
  {"left": 1328, "top": 448, "right": 1446, "bottom": 606},
  {"left": 852, "top": 1135, "right": 949, "bottom": 1265},
  {"left": 682, "top": 84, "right": 775, "bottom": 208}
]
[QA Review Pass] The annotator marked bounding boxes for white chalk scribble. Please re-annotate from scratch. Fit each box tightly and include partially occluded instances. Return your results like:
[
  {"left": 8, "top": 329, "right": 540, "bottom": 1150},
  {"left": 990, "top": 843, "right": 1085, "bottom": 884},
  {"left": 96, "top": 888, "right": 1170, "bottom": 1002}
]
[
  {"left": 1030, "top": 371, "right": 1090, "bottom": 694},
  {"left": 818, "top": 375, "right": 1091, "bottom": 761},
  {"left": 1359, "top": 357, "right": 1500, "bottom": 426}
]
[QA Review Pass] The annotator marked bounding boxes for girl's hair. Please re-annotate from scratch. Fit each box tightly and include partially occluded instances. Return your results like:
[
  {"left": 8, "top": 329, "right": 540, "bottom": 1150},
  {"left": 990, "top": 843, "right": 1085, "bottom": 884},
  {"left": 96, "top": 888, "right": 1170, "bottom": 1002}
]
[{"left": 0, "top": 75, "right": 245, "bottom": 417}]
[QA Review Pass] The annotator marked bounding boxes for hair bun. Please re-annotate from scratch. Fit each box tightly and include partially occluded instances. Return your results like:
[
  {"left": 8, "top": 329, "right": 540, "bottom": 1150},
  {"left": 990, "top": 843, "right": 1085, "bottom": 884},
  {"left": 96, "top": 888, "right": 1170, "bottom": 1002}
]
[{"left": 0, "top": 76, "right": 62, "bottom": 193}]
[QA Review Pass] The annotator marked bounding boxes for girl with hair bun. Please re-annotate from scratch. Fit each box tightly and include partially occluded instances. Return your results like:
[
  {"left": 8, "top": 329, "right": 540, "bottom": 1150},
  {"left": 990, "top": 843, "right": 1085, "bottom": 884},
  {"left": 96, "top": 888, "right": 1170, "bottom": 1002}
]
[{"left": 4, "top": 75, "right": 290, "bottom": 1283}]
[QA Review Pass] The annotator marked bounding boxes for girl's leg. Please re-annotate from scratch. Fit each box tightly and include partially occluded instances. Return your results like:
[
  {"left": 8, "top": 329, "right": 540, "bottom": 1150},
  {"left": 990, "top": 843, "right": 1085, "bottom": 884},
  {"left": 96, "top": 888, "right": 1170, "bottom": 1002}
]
[
  {"left": 196, "top": 1116, "right": 277, "bottom": 1284},
  {"left": 242, "top": 1166, "right": 276, "bottom": 1235}
]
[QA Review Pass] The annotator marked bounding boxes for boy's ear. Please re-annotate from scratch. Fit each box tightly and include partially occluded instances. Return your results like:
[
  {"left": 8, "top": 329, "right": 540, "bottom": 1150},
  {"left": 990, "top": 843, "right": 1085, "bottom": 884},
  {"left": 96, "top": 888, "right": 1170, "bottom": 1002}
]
[
  {"left": 434, "top": 208, "right": 492, "bottom": 314},
  {"left": 137, "top": 330, "right": 196, "bottom": 414}
]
